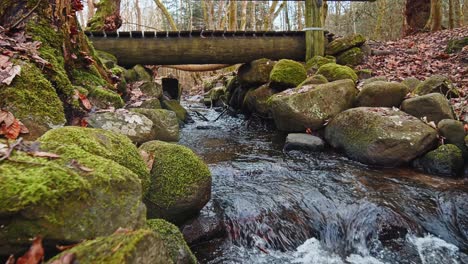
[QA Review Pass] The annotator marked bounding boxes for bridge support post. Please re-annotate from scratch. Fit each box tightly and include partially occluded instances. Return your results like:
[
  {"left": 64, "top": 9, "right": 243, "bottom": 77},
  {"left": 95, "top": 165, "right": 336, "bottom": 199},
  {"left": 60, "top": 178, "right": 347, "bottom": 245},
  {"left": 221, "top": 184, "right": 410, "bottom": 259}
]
[{"left": 305, "top": 0, "right": 325, "bottom": 61}]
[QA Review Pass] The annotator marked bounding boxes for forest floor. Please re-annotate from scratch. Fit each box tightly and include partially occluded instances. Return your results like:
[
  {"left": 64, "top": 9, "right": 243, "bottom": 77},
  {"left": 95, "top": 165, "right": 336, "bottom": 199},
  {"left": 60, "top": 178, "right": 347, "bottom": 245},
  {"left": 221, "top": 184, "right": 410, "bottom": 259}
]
[{"left": 357, "top": 26, "right": 468, "bottom": 121}]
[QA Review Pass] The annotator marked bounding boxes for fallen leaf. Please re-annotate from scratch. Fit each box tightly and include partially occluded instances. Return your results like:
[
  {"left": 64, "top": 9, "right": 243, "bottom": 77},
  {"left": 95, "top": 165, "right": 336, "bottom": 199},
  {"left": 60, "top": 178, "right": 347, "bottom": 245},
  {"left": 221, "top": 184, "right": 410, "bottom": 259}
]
[
  {"left": 30, "top": 151, "right": 61, "bottom": 159},
  {"left": 5, "top": 255, "right": 15, "bottom": 264},
  {"left": 16, "top": 237, "right": 44, "bottom": 264},
  {"left": 79, "top": 93, "right": 92, "bottom": 110},
  {"left": 69, "top": 159, "right": 94, "bottom": 172},
  {"left": 0, "top": 65, "right": 21, "bottom": 85},
  {"left": 1, "top": 119, "right": 21, "bottom": 140},
  {"left": 139, "top": 150, "right": 155, "bottom": 171}
]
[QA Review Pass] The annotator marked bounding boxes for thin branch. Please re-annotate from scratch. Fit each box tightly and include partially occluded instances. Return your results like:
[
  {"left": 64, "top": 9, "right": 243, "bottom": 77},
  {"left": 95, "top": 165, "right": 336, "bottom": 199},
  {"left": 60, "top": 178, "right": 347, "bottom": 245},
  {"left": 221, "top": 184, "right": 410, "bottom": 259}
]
[{"left": 9, "top": 0, "right": 43, "bottom": 31}]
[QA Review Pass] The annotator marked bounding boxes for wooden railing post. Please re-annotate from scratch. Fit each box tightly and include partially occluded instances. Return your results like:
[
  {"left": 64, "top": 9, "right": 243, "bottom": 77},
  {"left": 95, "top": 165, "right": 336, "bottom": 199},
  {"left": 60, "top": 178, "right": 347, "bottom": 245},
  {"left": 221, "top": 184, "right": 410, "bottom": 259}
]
[{"left": 305, "top": 0, "right": 324, "bottom": 61}]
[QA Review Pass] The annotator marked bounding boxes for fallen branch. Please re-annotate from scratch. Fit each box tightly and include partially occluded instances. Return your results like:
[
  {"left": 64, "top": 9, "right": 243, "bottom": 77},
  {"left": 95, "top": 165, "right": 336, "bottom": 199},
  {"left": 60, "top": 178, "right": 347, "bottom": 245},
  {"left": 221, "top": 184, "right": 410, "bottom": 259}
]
[{"left": 0, "top": 138, "right": 23, "bottom": 162}]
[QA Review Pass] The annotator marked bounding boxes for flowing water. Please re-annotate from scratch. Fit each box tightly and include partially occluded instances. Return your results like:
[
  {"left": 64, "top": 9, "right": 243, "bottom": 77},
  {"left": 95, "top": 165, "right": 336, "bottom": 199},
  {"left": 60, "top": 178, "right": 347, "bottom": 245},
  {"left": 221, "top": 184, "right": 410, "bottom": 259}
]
[{"left": 179, "top": 101, "right": 468, "bottom": 264}]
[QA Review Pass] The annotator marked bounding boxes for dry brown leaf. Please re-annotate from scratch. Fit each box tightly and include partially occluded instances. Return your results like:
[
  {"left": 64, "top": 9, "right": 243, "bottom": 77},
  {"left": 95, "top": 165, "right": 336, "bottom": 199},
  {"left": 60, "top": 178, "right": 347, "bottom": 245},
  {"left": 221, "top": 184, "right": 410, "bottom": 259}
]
[
  {"left": 69, "top": 159, "right": 94, "bottom": 172},
  {"left": 16, "top": 237, "right": 44, "bottom": 264},
  {"left": 139, "top": 150, "right": 155, "bottom": 171},
  {"left": 30, "top": 151, "right": 61, "bottom": 159}
]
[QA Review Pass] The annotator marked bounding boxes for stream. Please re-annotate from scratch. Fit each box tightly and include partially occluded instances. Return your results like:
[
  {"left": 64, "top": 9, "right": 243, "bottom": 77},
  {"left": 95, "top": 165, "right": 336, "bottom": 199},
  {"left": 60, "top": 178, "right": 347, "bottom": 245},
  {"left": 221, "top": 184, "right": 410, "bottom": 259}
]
[{"left": 179, "top": 100, "right": 468, "bottom": 264}]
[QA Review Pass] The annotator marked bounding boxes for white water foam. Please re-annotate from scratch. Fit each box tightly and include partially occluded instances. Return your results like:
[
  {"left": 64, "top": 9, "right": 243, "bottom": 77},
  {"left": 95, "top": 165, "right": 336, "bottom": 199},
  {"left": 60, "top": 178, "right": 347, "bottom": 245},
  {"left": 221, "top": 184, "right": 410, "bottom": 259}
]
[{"left": 408, "top": 234, "right": 460, "bottom": 264}]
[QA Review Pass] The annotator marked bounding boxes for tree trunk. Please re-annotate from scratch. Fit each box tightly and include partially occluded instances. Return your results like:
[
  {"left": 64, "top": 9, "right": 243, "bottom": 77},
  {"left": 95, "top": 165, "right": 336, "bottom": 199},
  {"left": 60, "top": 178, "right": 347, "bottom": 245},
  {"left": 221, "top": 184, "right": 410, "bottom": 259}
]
[
  {"left": 228, "top": 0, "right": 237, "bottom": 30},
  {"left": 240, "top": 1, "right": 248, "bottom": 30},
  {"left": 87, "top": 0, "right": 95, "bottom": 21},
  {"left": 453, "top": 0, "right": 461, "bottom": 27},
  {"left": 405, "top": 0, "right": 431, "bottom": 34},
  {"left": 374, "top": 0, "right": 387, "bottom": 39},
  {"left": 297, "top": 2, "right": 303, "bottom": 30},
  {"left": 305, "top": 0, "right": 324, "bottom": 60},
  {"left": 135, "top": 0, "right": 142, "bottom": 31},
  {"left": 321, "top": 0, "right": 328, "bottom": 26},
  {"left": 249, "top": 1, "right": 256, "bottom": 30},
  {"left": 153, "top": 0, "right": 178, "bottom": 31},
  {"left": 428, "top": 0, "right": 442, "bottom": 31},
  {"left": 87, "top": 0, "right": 122, "bottom": 31}
]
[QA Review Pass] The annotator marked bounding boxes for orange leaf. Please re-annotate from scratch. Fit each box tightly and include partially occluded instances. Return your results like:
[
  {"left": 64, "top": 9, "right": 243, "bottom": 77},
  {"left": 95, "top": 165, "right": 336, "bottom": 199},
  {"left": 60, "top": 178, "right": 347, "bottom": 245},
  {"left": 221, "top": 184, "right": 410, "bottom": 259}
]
[
  {"left": 30, "top": 151, "right": 61, "bottom": 159},
  {"left": 80, "top": 119, "right": 88, "bottom": 128},
  {"left": 464, "top": 124, "right": 468, "bottom": 133},
  {"left": 16, "top": 237, "right": 44, "bottom": 264},
  {"left": 78, "top": 93, "right": 92, "bottom": 110},
  {"left": 0, "top": 110, "right": 15, "bottom": 127},
  {"left": 1, "top": 119, "right": 21, "bottom": 140}
]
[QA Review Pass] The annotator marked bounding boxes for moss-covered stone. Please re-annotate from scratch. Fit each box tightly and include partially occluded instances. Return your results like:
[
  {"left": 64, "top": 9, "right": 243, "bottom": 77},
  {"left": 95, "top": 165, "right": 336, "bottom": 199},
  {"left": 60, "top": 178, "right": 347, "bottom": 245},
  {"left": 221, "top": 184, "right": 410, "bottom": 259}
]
[
  {"left": 414, "top": 75, "right": 459, "bottom": 98},
  {"left": 38, "top": 126, "right": 150, "bottom": 193},
  {"left": 270, "top": 80, "right": 357, "bottom": 132},
  {"left": 336, "top": 47, "right": 365, "bottom": 66},
  {"left": 140, "top": 81, "right": 163, "bottom": 98},
  {"left": 242, "top": 84, "right": 276, "bottom": 116},
  {"left": 326, "top": 34, "right": 366, "bottom": 55},
  {"left": 139, "top": 141, "right": 211, "bottom": 224},
  {"left": 161, "top": 100, "right": 188, "bottom": 123},
  {"left": 361, "top": 76, "right": 387, "bottom": 87},
  {"left": 237, "top": 58, "right": 275, "bottom": 87},
  {"left": 356, "top": 69, "right": 373, "bottom": 80},
  {"left": 402, "top": 77, "right": 422, "bottom": 92},
  {"left": 437, "top": 119, "right": 468, "bottom": 160},
  {"left": 140, "top": 99, "right": 162, "bottom": 109},
  {"left": 0, "top": 61, "right": 66, "bottom": 139},
  {"left": 317, "top": 63, "right": 358, "bottom": 83},
  {"left": 48, "top": 229, "right": 172, "bottom": 264},
  {"left": 305, "top": 55, "right": 336, "bottom": 72},
  {"left": 147, "top": 219, "right": 197, "bottom": 264},
  {"left": 325, "top": 107, "right": 438, "bottom": 166},
  {"left": 97, "top": 50, "right": 118, "bottom": 69},
  {"left": 356, "top": 81, "right": 409, "bottom": 107},
  {"left": 297, "top": 74, "right": 329, "bottom": 88},
  {"left": 204, "top": 86, "right": 226, "bottom": 107},
  {"left": 131, "top": 109, "right": 180, "bottom": 142},
  {"left": 269, "top": 59, "right": 307, "bottom": 90},
  {"left": 87, "top": 85, "right": 125, "bottom": 108},
  {"left": 0, "top": 128, "right": 147, "bottom": 255},
  {"left": 401, "top": 93, "right": 455, "bottom": 123},
  {"left": 445, "top": 37, "right": 468, "bottom": 53},
  {"left": 413, "top": 144, "right": 464, "bottom": 177},
  {"left": 134, "top": 65, "right": 152, "bottom": 82}
]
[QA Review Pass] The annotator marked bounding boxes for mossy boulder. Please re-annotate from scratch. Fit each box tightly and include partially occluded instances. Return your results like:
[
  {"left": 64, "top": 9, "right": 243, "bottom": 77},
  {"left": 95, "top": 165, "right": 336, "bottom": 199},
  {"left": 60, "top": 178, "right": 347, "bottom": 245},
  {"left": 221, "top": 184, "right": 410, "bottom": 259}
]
[
  {"left": 336, "top": 47, "right": 365, "bottom": 66},
  {"left": 243, "top": 84, "right": 276, "bottom": 116},
  {"left": 48, "top": 229, "right": 172, "bottom": 264},
  {"left": 414, "top": 75, "right": 459, "bottom": 98},
  {"left": 162, "top": 100, "right": 189, "bottom": 123},
  {"left": 413, "top": 144, "right": 464, "bottom": 177},
  {"left": 140, "top": 81, "right": 163, "bottom": 99},
  {"left": 86, "top": 85, "right": 125, "bottom": 109},
  {"left": 356, "top": 81, "right": 409, "bottom": 107},
  {"left": 125, "top": 65, "right": 152, "bottom": 83},
  {"left": 445, "top": 37, "right": 468, "bottom": 53},
  {"left": 402, "top": 77, "right": 422, "bottom": 92},
  {"left": 269, "top": 79, "right": 357, "bottom": 132},
  {"left": 326, "top": 34, "right": 366, "bottom": 55},
  {"left": 237, "top": 58, "right": 275, "bottom": 87},
  {"left": 401, "top": 93, "right": 455, "bottom": 123},
  {"left": 0, "top": 61, "right": 66, "bottom": 139},
  {"left": 85, "top": 110, "right": 155, "bottom": 144},
  {"left": 0, "top": 127, "right": 148, "bottom": 256},
  {"left": 131, "top": 109, "right": 180, "bottom": 142},
  {"left": 356, "top": 69, "right": 373, "bottom": 80},
  {"left": 306, "top": 55, "right": 336, "bottom": 72},
  {"left": 147, "top": 219, "right": 197, "bottom": 264},
  {"left": 438, "top": 119, "right": 468, "bottom": 160},
  {"left": 317, "top": 63, "right": 358, "bottom": 83},
  {"left": 204, "top": 86, "right": 226, "bottom": 107},
  {"left": 139, "top": 141, "right": 211, "bottom": 224},
  {"left": 325, "top": 107, "right": 438, "bottom": 166},
  {"left": 361, "top": 76, "right": 387, "bottom": 87},
  {"left": 269, "top": 59, "right": 307, "bottom": 90},
  {"left": 96, "top": 50, "right": 118, "bottom": 69},
  {"left": 297, "top": 74, "right": 329, "bottom": 88}
]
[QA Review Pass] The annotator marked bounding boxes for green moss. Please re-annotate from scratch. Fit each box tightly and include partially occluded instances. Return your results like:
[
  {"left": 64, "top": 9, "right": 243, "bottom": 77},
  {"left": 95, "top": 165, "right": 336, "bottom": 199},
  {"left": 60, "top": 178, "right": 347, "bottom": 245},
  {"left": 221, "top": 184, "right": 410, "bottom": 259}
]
[
  {"left": 316, "top": 63, "right": 358, "bottom": 83},
  {"left": 306, "top": 55, "right": 336, "bottom": 72},
  {"left": 97, "top": 50, "right": 118, "bottom": 69},
  {"left": 38, "top": 127, "right": 150, "bottom": 193},
  {"left": 72, "top": 69, "right": 108, "bottom": 88},
  {"left": 336, "top": 47, "right": 364, "bottom": 66},
  {"left": 161, "top": 100, "right": 188, "bottom": 123},
  {"left": 0, "top": 61, "right": 66, "bottom": 135},
  {"left": 297, "top": 74, "right": 329, "bottom": 88},
  {"left": 140, "top": 141, "right": 211, "bottom": 207},
  {"left": 414, "top": 75, "right": 459, "bottom": 98},
  {"left": 48, "top": 229, "right": 172, "bottom": 264},
  {"left": 326, "top": 34, "right": 366, "bottom": 55},
  {"left": 416, "top": 144, "right": 464, "bottom": 177},
  {"left": 445, "top": 37, "right": 468, "bottom": 53},
  {"left": 146, "top": 219, "right": 197, "bottom": 264},
  {"left": 87, "top": 86, "right": 124, "bottom": 108},
  {"left": 269, "top": 59, "right": 307, "bottom": 90},
  {"left": 237, "top": 58, "right": 275, "bottom": 87}
]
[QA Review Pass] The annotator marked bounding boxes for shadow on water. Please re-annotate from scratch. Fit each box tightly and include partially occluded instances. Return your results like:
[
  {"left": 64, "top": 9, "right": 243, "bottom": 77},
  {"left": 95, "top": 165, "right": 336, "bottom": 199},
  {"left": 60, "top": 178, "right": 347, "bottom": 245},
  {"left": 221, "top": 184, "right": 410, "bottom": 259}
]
[{"left": 179, "top": 102, "right": 468, "bottom": 264}]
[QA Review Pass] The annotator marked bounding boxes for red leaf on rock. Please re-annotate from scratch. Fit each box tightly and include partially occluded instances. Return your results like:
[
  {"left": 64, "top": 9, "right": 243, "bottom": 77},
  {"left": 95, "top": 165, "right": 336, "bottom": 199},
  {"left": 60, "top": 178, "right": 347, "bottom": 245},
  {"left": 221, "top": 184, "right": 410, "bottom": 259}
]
[
  {"left": 1, "top": 119, "right": 21, "bottom": 140},
  {"left": 79, "top": 93, "right": 92, "bottom": 110},
  {"left": 80, "top": 119, "right": 88, "bottom": 127},
  {"left": 16, "top": 237, "right": 44, "bottom": 264}
]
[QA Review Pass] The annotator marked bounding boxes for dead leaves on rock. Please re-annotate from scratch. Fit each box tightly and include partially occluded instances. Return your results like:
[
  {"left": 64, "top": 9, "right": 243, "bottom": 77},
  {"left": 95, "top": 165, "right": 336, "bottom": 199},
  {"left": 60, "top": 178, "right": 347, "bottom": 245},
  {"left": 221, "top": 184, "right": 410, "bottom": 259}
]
[
  {"left": 0, "top": 110, "right": 29, "bottom": 140},
  {"left": 139, "top": 150, "right": 155, "bottom": 171},
  {"left": 7, "top": 237, "right": 44, "bottom": 264}
]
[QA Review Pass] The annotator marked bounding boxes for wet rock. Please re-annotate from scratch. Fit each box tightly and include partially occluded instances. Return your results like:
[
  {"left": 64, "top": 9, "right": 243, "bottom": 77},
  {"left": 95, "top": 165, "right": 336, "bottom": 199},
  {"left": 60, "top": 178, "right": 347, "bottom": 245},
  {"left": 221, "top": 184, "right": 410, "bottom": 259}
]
[
  {"left": 270, "top": 79, "right": 357, "bottom": 132},
  {"left": 47, "top": 229, "right": 172, "bottom": 264},
  {"left": 86, "top": 109, "right": 155, "bottom": 144},
  {"left": 325, "top": 107, "right": 438, "bottom": 166},
  {"left": 147, "top": 219, "right": 197, "bottom": 264},
  {"left": 413, "top": 144, "right": 464, "bottom": 177},
  {"left": 297, "top": 74, "right": 329, "bottom": 88},
  {"left": 356, "top": 81, "right": 409, "bottom": 107},
  {"left": 284, "top": 133, "right": 325, "bottom": 151},
  {"left": 336, "top": 47, "right": 365, "bottom": 66},
  {"left": 242, "top": 84, "right": 276, "bottom": 116},
  {"left": 140, "top": 81, "right": 163, "bottom": 98},
  {"left": 196, "top": 125, "right": 221, "bottom": 130},
  {"left": 316, "top": 63, "right": 358, "bottom": 83},
  {"left": 181, "top": 202, "right": 225, "bottom": 245},
  {"left": 139, "top": 141, "right": 212, "bottom": 224},
  {"left": 162, "top": 99, "right": 189, "bottom": 124},
  {"left": 269, "top": 59, "right": 307, "bottom": 90},
  {"left": 326, "top": 34, "right": 366, "bottom": 55},
  {"left": 305, "top": 55, "right": 336, "bottom": 72},
  {"left": 131, "top": 109, "right": 180, "bottom": 142},
  {"left": 0, "top": 127, "right": 148, "bottom": 256},
  {"left": 414, "top": 75, "right": 459, "bottom": 98},
  {"left": 402, "top": 77, "right": 422, "bottom": 92},
  {"left": 401, "top": 93, "right": 455, "bottom": 123},
  {"left": 204, "top": 86, "right": 226, "bottom": 107},
  {"left": 237, "top": 58, "right": 275, "bottom": 87}
]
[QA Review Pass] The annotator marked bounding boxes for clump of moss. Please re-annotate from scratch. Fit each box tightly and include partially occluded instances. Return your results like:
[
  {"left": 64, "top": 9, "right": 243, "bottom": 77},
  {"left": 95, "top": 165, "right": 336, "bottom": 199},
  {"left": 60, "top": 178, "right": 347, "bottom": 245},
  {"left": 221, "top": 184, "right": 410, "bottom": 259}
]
[
  {"left": 306, "top": 55, "right": 336, "bottom": 72},
  {"left": 269, "top": 59, "right": 307, "bottom": 90},
  {"left": 316, "top": 63, "right": 358, "bottom": 83},
  {"left": 146, "top": 219, "right": 197, "bottom": 264},
  {"left": 445, "top": 37, "right": 468, "bottom": 53},
  {"left": 38, "top": 127, "right": 150, "bottom": 193},
  {"left": 96, "top": 50, "right": 118, "bottom": 69}
]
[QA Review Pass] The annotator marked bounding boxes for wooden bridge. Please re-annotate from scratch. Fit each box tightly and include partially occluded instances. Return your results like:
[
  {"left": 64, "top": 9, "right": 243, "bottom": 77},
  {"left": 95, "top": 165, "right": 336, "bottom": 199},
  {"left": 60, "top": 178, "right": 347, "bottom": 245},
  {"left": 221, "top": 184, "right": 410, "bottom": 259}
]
[{"left": 86, "top": 31, "right": 306, "bottom": 66}]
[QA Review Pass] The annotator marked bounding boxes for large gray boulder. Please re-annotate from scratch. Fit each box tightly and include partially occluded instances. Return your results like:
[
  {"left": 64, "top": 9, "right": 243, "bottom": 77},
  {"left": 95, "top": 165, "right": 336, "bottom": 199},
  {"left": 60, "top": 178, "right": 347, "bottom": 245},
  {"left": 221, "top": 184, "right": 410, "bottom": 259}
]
[
  {"left": 242, "top": 84, "right": 276, "bottom": 116},
  {"left": 413, "top": 144, "right": 464, "bottom": 177},
  {"left": 325, "top": 107, "right": 438, "bottom": 166},
  {"left": 86, "top": 109, "right": 155, "bottom": 144},
  {"left": 284, "top": 133, "right": 325, "bottom": 151},
  {"left": 131, "top": 109, "right": 180, "bottom": 142},
  {"left": 270, "top": 79, "right": 357, "bottom": 132},
  {"left": 356, "top": 81, "right": 409, "bottom": 107},
  {"left": 401, "top": 93, "right": 454, "bottom": 123},
  {"left": 237, "top": 58, "right": 275, "bottom": 87}
]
